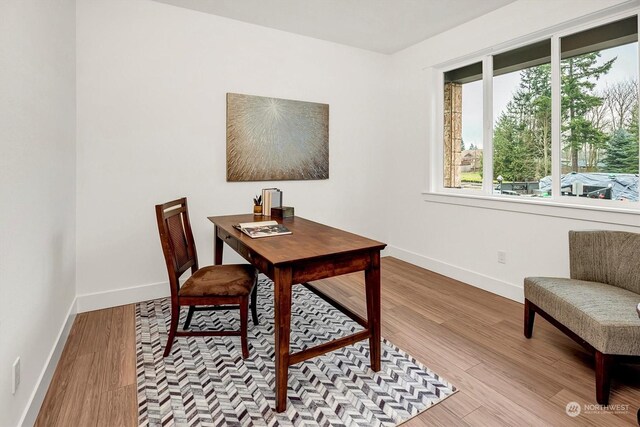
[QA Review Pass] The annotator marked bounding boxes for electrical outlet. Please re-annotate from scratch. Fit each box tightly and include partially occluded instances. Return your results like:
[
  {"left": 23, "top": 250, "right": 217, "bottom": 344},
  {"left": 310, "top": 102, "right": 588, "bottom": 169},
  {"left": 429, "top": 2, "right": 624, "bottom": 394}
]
[
  {"left": 12, "top": 357, "right": 20, "bottom": 395},
  {"left": 497, "top": 250, "right": 507, "bottom": 264}
]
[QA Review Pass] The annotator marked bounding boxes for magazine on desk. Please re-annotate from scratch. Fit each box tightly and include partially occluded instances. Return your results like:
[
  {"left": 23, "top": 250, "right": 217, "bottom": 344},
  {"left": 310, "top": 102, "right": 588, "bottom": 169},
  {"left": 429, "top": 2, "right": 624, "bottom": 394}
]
[{"left": 233, "top": 220, "right": 292, "bottom": 239}]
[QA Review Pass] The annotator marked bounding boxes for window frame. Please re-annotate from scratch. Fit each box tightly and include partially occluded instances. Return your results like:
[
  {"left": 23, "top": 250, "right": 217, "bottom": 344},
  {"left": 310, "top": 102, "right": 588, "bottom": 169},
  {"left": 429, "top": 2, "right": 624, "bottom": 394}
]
[{"left": 429, "top": 8, "right": 640, "bottom": 216}]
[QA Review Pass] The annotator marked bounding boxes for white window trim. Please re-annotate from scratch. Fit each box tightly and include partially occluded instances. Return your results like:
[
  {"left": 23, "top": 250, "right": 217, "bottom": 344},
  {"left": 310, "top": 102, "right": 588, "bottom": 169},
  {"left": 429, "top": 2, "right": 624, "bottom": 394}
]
[
  {"left": 425, "top": 5, "right": 640, "bottom": 224},
  {"left": 551, "top": 34, "right": 562, "bottom": 202},
  {"left": 422, "top": 191, "right": 639, "bottom": 227},
  {"left": 482, "top": 55, "right": 493, "bottom": 195}
]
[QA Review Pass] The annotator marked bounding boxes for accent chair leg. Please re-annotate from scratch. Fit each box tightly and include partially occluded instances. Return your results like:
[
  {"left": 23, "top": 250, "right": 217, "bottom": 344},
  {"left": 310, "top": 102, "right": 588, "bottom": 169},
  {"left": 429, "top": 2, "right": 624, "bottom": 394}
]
[
  {"left": 595, "top": 351, "right": 612, "bottom": 405},
  {"left": 250, "top": 278, "right": 259, "bottom": 326},
  {"left": 183, "top": 306, "right": 195, "bottom": 329},
  {"left": 164, "top": 303, "right": 179, "bottom": 357},
  {"left": 240, "top": 296, "right": 249, "bottom": 359},
  {"left": 524, "top": 299, "right": 535, "bottom": 339}
]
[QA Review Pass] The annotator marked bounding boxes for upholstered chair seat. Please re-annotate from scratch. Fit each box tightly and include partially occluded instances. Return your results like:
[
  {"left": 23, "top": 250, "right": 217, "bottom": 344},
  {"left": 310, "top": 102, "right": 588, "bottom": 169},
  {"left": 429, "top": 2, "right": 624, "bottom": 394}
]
[
  {"left": 180, "top": 265, "right": 256, "bottom": 297},
  {"left": 525, "top": 277, "right": 640, "bottom": 356}
]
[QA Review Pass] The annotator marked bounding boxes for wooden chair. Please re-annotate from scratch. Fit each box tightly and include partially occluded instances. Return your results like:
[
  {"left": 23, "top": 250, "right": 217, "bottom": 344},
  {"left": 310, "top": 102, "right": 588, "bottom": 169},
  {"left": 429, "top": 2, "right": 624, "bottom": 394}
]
[{"left": 155, "top": 197, "right": 258, "bottom": 358}]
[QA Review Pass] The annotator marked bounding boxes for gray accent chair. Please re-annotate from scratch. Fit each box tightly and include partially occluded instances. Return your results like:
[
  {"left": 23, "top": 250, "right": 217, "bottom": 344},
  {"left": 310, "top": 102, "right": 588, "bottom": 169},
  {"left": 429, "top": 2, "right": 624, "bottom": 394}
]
[{"left": 524, "top": 230, "right": 640, "bottom": 405}]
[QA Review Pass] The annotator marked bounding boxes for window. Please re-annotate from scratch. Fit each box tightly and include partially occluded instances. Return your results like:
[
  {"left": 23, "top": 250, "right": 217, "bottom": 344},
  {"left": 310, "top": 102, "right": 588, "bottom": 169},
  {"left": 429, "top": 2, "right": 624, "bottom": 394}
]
[
  {"left": 442, "top": 14, "right": 639, "bottom": 204},
  {"left": 493, "top": 40, "right": 552, "bottom": 196},
  {"left": 560, "top": 17, "right": 639, "bottom": 201}
]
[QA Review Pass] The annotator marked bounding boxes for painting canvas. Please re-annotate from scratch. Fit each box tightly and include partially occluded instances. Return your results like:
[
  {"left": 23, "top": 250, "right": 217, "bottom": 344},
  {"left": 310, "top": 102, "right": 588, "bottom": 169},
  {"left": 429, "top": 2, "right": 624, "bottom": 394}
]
[{"left": 226, "top": 93, "right": 329, "bottom": 181}]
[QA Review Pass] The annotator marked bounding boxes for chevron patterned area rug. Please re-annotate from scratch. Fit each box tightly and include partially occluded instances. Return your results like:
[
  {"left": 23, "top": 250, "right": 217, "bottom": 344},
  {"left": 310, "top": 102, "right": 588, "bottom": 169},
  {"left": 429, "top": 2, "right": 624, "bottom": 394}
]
[{"left": 136, "top": 277, "right": 457, "bottom": 426}]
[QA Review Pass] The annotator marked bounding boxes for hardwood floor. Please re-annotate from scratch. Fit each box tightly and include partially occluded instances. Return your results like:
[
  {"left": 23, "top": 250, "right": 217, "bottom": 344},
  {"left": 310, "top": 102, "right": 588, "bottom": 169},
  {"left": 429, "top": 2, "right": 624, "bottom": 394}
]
[
  {"left": 35, "top": 257, "right": 639, "bottom": 426},
  {"left": 35, "top": 305, "right": 137, "bottom": 427}
]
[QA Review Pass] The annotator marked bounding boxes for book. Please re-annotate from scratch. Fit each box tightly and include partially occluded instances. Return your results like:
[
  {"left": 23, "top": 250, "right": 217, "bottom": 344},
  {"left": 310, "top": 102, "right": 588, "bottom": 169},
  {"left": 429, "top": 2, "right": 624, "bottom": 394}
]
[
  {"left": 261, "top": 188, "right": 282, "bottom": 216},
  {"left": 233, "top": 220, "right": 292, "bottom": 239},
  {"left": 264, "top": 189, "right": 271, "bottom": 216},
  {"left": 271, "top": 190, "right": 282, "bottom": 209},
  {"left": 261, "top": 188, "right": 273, "bottom": 216}
]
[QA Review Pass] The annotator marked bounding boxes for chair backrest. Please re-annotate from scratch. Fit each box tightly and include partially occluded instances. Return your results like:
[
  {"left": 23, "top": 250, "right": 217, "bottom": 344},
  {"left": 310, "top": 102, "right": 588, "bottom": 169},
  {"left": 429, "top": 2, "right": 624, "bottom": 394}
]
[
  {"left": 155, "top": 198, "right": 199, "bottom": 294},
  {"left": 569, "top": 230, "right": 640, "bottom": 294}
]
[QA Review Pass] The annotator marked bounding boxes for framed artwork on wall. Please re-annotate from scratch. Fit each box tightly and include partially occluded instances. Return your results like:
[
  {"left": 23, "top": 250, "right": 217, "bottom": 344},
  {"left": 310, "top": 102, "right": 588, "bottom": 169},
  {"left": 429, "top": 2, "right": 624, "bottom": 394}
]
[{"left": 226, "top": 93, "right": 329, "bottom": 181}]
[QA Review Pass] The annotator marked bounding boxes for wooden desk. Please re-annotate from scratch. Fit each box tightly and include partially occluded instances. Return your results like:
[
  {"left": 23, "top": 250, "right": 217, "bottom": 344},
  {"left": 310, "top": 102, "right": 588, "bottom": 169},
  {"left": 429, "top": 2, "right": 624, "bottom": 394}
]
[{"left": 208, "top": 214, "right": 386, "bottom": 412}]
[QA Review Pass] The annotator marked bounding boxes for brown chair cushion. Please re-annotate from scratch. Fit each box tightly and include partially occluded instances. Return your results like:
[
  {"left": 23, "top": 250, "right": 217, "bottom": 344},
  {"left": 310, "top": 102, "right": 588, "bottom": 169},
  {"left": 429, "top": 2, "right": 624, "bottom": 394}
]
[{"left": 179, "top": 264, "right": 256, "bottom": 297}]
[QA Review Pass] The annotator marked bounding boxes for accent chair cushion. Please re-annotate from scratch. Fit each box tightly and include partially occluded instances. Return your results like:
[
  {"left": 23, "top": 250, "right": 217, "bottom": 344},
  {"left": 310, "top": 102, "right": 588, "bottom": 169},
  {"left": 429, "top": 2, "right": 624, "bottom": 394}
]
[
  {"left": 525, "top": 276, "right": 640, "bottom": 356},
  {"left": 179, "top": 264, "right": 256, "bottom": 297}
]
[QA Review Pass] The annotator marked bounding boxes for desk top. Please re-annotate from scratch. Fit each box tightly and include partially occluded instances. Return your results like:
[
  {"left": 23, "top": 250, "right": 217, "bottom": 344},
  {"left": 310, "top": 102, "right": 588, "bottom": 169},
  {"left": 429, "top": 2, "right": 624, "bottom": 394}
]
[{"left": 208, "top": 214, "right": 386, "bottom": 265}]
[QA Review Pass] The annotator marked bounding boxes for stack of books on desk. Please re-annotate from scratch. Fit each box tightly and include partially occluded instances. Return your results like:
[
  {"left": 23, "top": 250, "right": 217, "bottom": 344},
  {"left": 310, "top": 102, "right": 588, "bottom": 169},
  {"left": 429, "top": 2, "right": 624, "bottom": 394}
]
[{"left": 261, "top": 188, "right": 282, "bottom": 216}]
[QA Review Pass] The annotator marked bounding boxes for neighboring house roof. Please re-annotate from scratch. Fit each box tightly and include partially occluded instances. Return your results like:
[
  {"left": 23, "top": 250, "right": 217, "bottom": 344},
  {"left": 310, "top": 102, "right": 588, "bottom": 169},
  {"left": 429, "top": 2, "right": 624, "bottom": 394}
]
[{"left": 461, "top": 149, "right": 481, "bottom": 157}]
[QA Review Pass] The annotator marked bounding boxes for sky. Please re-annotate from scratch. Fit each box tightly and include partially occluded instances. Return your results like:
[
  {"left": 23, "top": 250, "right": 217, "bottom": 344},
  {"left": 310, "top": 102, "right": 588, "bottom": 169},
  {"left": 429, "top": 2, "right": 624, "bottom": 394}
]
[{"left": 460, "top": 42, "right": 638, "bottom": 149}]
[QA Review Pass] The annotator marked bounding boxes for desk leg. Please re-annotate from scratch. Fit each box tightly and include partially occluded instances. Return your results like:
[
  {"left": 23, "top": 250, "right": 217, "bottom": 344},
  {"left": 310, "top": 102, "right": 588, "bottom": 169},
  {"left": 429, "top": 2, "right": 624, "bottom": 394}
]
[
  {"left": 214, "top": 225, "right": 223, "bottom": 265},
  {"left": 365, "top": 251, "right": 381, "bottom": 372},
  {"left": 274, "top": 265, "right": 292, "bottom": 413}
]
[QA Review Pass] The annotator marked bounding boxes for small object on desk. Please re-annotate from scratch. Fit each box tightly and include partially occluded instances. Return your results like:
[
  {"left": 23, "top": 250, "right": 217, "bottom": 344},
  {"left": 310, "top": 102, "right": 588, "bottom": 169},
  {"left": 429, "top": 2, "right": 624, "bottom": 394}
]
[
  {"left": 253, "top": 194, "right": 262, "bottom": 215},
  {"left": 234, "top": 220, "right": 291, "bottom": 238},
  {"left": 271, "top": 206, "right": 294, "bottom": 219}
]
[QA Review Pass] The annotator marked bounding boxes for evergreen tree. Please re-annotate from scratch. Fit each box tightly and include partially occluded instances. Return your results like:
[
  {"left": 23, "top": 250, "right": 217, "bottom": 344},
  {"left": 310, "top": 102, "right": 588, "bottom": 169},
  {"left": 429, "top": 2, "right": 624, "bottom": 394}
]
[
  {"left": 606, "top": 128, "right": 637, "bottom": 173},
  {"left": 561, "top": 53, "right": 615, "bottom": 171},
  {"left": 493, "top": 113, "right": 518, "bottom": 180},
  {"left": 493, "top": 63, "right": 551, "bottom": 181}
]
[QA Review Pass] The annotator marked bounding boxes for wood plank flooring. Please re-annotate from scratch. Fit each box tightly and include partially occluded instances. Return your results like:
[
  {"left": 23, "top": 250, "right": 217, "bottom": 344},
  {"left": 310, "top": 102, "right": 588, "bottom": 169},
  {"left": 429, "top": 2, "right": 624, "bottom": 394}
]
[
  {"left": 35, "top": 257, "right": 639, "bottom": 426},
  {"left": 35, "top": 305, "right": 137, "bottom": 427}
]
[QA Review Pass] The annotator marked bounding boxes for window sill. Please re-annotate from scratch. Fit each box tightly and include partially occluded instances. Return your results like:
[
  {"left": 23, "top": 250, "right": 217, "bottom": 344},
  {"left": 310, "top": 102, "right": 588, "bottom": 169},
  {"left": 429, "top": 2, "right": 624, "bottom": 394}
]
[{"left": 422, "top": 191, "right": 640, "bottom": 227}]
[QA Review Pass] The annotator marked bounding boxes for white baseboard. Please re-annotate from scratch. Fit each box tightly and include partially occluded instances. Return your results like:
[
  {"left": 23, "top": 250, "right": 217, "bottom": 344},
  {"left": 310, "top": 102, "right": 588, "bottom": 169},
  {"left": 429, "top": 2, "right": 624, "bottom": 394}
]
[
  {"left": 74, "top": 245, "right": 519, "bottom": 313},
  {"left": 19, "top": 298, "right": 77, "bottom": 427},
  {"left": 386, "top": 245, "right": 524, "bottom": 303},
  {"left": 76, "top": 281, "right": 170, "bottom": 313}
]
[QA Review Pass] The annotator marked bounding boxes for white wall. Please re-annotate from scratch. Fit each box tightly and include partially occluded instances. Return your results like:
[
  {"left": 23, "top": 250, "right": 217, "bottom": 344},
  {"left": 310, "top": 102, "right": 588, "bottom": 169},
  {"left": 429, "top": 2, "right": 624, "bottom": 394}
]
[
  {"left": 75, "top": 0, "right": 391, "bottom": 308},
  {"left": 74, "top": 0, "right": 640, "bottom": 310},
  {"left": 387, "top": 0, "right": 640, "bottom": 302},
  {"left": 0, "top": 1, "right": 77, "bottom": 426},
  {"left": 4, "top": 0, "right": 639, "bottom": 423}
]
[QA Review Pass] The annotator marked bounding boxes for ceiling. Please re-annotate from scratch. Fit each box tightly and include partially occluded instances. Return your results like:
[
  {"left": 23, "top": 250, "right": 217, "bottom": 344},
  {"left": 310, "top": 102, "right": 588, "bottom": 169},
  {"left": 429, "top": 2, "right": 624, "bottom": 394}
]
[{"left": 153, "top": 0, "right": 517, "bottom": 54}]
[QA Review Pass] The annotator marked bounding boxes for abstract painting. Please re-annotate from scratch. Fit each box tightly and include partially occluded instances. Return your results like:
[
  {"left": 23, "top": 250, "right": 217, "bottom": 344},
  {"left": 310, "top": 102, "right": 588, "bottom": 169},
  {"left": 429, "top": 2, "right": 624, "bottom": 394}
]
[{"left": 226, "top": 93, "right": 329, "bottom": 181}]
